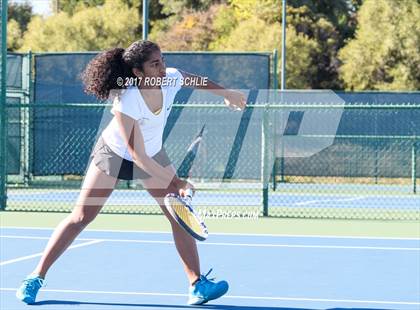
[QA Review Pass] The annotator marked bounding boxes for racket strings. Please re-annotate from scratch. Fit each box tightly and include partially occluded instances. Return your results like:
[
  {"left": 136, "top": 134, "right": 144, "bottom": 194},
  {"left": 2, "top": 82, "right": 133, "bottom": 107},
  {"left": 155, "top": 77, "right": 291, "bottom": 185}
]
[{"left": 168, "top": 197, "right": 202, "bottom": 232}]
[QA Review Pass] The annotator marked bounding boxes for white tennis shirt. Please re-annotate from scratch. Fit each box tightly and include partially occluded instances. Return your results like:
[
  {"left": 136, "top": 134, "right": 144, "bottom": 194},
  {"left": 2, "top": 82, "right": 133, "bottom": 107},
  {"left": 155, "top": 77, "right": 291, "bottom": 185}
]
[{"left": 101, "top": 67, "right": 183, "bottom": 160}]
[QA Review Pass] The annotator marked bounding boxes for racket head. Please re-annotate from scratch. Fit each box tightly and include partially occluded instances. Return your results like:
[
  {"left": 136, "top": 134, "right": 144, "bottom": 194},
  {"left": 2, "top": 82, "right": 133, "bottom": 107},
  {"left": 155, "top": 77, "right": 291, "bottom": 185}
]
[{"left": 163, "top": 193, "right": 208, "bottom": 241}]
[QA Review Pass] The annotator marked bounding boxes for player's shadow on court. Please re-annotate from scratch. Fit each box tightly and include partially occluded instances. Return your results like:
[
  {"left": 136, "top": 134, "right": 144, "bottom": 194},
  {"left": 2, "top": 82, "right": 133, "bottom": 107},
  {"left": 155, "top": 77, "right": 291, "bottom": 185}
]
[{"left": 33, "top": 300, "right": 394, "bottom": 310}]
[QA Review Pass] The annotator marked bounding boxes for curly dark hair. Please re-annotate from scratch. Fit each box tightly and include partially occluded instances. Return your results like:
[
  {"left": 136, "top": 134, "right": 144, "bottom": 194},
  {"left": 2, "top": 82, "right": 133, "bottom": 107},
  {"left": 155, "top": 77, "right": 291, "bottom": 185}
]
[{"left": 82, "top": 41, "right": 160, "bottom": 100}]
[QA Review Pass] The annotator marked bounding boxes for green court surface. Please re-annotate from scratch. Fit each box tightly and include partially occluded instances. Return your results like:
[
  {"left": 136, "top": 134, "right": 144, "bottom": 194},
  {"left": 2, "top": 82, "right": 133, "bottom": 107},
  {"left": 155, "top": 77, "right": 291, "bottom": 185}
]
[{"left": 1, "top": 211, "right": 419, "bottom": 239}]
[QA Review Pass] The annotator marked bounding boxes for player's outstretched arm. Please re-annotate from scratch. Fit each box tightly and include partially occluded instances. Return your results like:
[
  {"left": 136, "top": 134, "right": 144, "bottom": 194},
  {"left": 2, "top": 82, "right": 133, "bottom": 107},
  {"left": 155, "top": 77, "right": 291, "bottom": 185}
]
[{"left": 179, "top": 70, "right": 247, "bottom": 111}]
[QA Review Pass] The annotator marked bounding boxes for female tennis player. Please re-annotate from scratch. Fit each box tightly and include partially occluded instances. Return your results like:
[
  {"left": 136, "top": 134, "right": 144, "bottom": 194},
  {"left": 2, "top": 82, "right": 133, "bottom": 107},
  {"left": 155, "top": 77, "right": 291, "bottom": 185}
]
[{"left": 16, "top": 40, "right": 246, "bottom": 306}]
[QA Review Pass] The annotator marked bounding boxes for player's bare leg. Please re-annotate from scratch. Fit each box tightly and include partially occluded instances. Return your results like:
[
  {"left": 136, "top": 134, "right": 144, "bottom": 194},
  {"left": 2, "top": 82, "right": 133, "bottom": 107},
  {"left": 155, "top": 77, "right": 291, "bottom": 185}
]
[
  {"left": 33, "top": 161, "right": 118, "bottom": 278},
  {"left": 143, "top": 176, "right": 201, "bottom": 285}
]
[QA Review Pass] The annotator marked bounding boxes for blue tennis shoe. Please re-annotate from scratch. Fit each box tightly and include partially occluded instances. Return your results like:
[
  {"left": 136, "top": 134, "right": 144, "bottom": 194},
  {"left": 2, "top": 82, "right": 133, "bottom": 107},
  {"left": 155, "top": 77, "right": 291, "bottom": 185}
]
[
  {"left": 188, "top": 269, "right": 229, "bottom": 305},
  {"left": 16, "top": 275, "right": 44, "bottom": 304}
]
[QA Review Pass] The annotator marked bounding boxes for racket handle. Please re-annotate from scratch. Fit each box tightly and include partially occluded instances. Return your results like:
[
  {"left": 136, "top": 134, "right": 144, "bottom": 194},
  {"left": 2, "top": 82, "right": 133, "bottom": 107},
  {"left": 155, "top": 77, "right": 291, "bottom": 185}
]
[{"left": 185, "top": 188, "right": 194, "bottom": 199}]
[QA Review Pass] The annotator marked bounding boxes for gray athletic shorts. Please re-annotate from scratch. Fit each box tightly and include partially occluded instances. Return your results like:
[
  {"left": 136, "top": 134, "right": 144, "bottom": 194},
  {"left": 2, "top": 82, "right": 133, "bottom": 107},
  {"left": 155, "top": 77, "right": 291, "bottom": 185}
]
[{"left": 90, "top": 136, "right": 172, "bottom": 180}]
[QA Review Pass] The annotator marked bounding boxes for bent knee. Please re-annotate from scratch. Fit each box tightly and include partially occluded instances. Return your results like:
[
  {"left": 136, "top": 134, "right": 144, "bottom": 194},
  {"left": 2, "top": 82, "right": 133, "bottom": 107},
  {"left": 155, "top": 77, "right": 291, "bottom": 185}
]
[{"left": 69, "top": 209, "right": 99, "bottom": 227}]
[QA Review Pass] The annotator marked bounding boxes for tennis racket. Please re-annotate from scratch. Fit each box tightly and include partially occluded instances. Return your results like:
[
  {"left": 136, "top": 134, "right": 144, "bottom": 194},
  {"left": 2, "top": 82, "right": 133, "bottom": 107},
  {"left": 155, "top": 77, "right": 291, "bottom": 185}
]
[
  {"left": 164, "top": 125, "right": 208, "bottom": 241},
  {"left": 164, "top": 188, "right": 208, "bottom": 241}
]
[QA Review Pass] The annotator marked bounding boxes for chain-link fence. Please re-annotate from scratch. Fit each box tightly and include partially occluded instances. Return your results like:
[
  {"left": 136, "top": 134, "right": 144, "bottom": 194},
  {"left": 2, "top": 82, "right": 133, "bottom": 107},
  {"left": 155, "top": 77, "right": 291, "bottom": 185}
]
[
  {"left": 2, "top": 52, "right": 419, "bottom": 220},
  {"left": 5, "top": 102, "right": 420, "bottom": 220}
]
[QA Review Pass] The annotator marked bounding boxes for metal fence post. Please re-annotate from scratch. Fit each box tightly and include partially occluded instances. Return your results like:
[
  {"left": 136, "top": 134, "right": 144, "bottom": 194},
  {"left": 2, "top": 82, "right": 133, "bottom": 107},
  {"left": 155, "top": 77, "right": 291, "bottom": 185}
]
[
  {"left": 412, "top": 137, "right": 417, "bottom": 194},
  {"left": 0, "top": 0, "right": 8, "bottom": 210},
  {"left": 142, "top": 0, "right": 149, "bottom": 40},
  {"left": 23, "top": 51, "right": 32, "bottom": 186},
  {"left": 272, "top": 50, "right": 278, "bottom": 191},
  {"left": 27, "top": 51, "right": 34, "bottom": 186},
  {"left": 262, "top": 104, "right": 270, "bottom": 216},
  {"left": 279, "top": 0, "right": 286, "bottom": 184}
]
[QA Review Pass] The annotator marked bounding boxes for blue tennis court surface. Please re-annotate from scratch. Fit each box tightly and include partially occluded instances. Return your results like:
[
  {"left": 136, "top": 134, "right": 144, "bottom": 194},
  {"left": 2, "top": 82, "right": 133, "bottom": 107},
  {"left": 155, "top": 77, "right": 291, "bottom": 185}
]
[{"left": 1, "top": 227, "right": 419, "bottom": 310}]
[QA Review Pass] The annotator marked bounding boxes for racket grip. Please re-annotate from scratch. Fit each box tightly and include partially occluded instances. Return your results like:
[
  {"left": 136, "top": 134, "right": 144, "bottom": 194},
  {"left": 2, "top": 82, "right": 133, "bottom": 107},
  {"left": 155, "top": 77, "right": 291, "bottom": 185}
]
[{"left": 185, "top": 188, "right": 194, "bottom": 198}]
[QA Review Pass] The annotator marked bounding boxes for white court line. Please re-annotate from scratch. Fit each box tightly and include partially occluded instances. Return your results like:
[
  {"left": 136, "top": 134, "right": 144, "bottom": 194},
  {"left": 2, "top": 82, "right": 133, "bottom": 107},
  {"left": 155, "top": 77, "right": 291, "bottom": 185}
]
[
  {"left": 0, "top": 287, "right": 418, "bottom": 306},
  {"left": 292, "top": 196, "right": 367, "bottom": 206},
  {"left": 1, "top": 235, "right": 419, "bottom": 251},
  {"left": 0, "top": 240, "right": 103, "bottom": 266},
  {"left": 2, "top": 226, "right": 420, "bottom": 240}
]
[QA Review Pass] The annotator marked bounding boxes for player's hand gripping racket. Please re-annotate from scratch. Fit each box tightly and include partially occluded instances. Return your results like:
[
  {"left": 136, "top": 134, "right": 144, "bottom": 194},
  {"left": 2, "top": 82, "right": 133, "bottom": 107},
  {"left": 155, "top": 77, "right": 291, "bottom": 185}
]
[{"left": 163, "top": 125, "right": 208, "bottom": 241}]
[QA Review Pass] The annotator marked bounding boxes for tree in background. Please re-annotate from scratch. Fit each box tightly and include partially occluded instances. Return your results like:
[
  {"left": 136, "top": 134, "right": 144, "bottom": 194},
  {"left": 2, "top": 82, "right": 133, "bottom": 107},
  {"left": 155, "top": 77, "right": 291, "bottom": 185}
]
[
  {"left": 19, "top": 0, "right": 139, "bottom": 52},
  {"left": 159, "top": 0, "right": 216, "bottom": 15},
  {"left": 7, "top": 19, "right": 23, "bottom": 51},
  {"left": 11, "top": 0, "right": 419, "bottom": 91},
  {"left": 152, "top": 0, "right": 361, "bottom": 89},
  {"left": 52, "top": 0, "right": 167, "bottom": 37},
  {"left": 339, "top": 0, "right": 420, "bottom": 90},
  {"left": 8, "top": 2, "right": 33, "bottom": 31},
  {"left": 150, "top": 4, "right": 224, "bottom": 51},
  {"left": 209, "top": 0, "right": 344, "bottom": 89},
  {"left": 149, "top": 0, "right": 226, "bottom": 50},
  {"left": 52, "top": 0, "right": 105, "bottom": 15},
  {"left": 7, "top": 2, "right": 33, "bottom": 51},
  {"left": 289, "top": 0, "right": 361, "bottom": 45}
]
